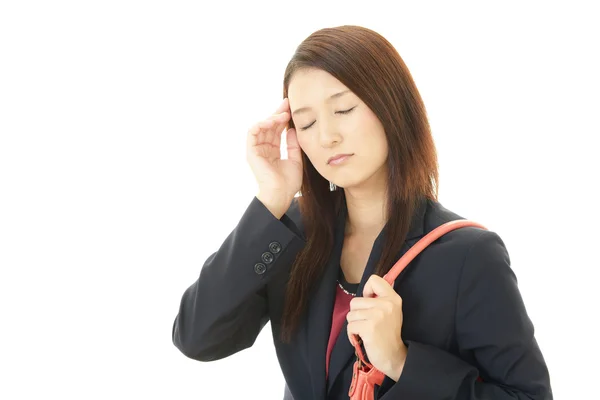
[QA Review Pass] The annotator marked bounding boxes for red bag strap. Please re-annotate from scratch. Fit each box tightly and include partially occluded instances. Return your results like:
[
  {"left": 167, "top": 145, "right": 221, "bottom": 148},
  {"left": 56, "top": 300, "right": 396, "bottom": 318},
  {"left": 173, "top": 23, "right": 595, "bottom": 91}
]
[{"left": 349, "top": 219, "right": 488, "bottom": 367}]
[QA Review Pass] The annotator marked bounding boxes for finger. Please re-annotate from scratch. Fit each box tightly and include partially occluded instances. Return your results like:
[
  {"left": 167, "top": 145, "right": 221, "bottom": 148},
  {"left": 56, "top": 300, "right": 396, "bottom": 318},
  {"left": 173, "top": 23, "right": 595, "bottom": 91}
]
[
  {"left": 347, "top": 320, "right": 371, "bottom": 339},
  {"left": 259, "top": 112, "right": 288, "bottom": 129},
  {"left": 272, "top": 97, "right": 292, "bottom": 135},
  {"left": 246, "top": 99, "right": 290, "bottom": 154},
  {"left": 247, "top": 117, "right": 276, "bottom": 142},
  {"left": 257, "top": 98, "right": 290, "bottom": 144},
  {"left": 270, "top": 112, "right": 290, "bottom": 140},
  {"left": 274, "top": 97, "right": 289, "bottom": 114},
  {"left": 349, "top": 296, "right": 381, "bottom": 311},
  {"left": 362, "top": 274, "right": 396, "bottom": 299},
  {"left": 263, "top": 111, "right": 290, "bottom": 145},
  {"left": 286, "top": 127, "right": 302, "bottom": 163},
  {"left": 346, "top": 308, "right": 378, "bottom": 323},
  {"left": 246, "top": 120, "right": 263, "bottom": 152},
  {"left": 247, "top": 119, "right": 275, "bottom": 150},
  {"left": 248, "top": 113, "right": 288, "bottom": 152}
]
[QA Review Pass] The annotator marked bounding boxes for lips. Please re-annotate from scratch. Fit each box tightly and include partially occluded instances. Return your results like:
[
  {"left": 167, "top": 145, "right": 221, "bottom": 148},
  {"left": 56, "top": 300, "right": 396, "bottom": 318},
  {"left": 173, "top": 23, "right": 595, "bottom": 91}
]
[{"left": 328, "top": 153, "right": 353, "bottom": 164}]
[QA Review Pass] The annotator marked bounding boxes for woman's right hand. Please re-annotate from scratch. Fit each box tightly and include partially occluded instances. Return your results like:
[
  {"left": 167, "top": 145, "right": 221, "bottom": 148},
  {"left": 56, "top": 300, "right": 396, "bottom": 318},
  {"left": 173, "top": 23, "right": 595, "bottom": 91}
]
[{"left": 246, "top": 98, "right": 303, "bottom": 212}]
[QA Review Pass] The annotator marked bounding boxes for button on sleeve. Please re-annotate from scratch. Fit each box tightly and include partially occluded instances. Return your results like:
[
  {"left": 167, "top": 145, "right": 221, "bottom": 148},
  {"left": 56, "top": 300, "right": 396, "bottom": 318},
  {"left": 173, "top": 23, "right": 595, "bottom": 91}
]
[
  {"left": 269, "top": 241, "right": 282, "bottom": 254},
  {"left": 261, "top": 252, "right": 274, "bottom": 264},
  {"left": 254, "top": 263, "right": 267, "bottom": 275}
]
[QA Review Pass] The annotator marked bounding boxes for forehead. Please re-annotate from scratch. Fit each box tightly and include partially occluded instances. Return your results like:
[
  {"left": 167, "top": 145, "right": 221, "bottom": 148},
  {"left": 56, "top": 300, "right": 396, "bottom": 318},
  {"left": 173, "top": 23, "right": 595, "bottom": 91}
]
[{"left": 288, "top": 68, "right": 350, "bottom": 102}]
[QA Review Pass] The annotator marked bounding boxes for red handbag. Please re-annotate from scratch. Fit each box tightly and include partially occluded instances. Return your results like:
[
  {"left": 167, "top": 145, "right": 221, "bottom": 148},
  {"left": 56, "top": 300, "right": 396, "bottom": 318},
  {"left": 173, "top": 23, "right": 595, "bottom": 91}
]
[{"left": 348, "top": 219, "right": 488, "bottom": 400}]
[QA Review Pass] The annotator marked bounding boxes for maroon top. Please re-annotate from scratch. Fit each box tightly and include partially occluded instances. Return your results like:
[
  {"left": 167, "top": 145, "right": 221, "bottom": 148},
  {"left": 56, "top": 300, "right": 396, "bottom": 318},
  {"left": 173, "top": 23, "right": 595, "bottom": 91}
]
[{"left": 325, "top": 270, "right": 359, "bottom": 379}]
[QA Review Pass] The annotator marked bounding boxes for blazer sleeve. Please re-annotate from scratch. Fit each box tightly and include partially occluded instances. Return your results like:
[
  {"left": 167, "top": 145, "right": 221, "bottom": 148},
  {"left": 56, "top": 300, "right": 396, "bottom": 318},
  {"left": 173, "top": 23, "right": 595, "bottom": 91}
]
[
  {"left": 172, "top": 196, "right": 306, "bottom": 361},
  {"left": 378, "top": 230, "right": 553, "bottom": 399}
]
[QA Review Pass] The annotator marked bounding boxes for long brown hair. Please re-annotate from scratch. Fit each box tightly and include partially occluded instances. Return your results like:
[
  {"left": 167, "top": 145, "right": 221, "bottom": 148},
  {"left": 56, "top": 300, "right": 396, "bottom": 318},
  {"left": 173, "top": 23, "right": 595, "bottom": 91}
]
[{"left": 280, "top": 25, "right": 439, "bottom": 343}]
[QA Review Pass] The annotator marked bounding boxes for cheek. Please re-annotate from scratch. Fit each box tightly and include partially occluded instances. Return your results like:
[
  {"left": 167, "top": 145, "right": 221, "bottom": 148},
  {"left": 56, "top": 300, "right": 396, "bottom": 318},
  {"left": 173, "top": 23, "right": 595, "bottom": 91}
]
[
  {"left": 296, "top": 136, "right": 307, "bottom": 156},
  {"left": 296, "top": 138, "right": 314, "bottom": 162},
  {"left": 296, "top": 134, "right": 315, "bottom": 156},
  {"left": 368, "top": 122, "right": 388, "bottom": 153},
  {"left": 363, "top": 132, "right": 388, "bottom": 164},
  {"left": 375, "top": 142, "right": 389, "bottom": 165}
]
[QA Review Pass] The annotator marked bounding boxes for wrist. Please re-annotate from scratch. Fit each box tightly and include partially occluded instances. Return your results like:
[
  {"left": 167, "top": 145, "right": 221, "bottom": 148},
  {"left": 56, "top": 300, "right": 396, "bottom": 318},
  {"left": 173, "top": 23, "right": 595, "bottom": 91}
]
[
  {"left": 386, "top": 346, "right": 407, "bottom": 382},
  {"left": 256, "top": 193, "right": 289, "bottom": 219}
]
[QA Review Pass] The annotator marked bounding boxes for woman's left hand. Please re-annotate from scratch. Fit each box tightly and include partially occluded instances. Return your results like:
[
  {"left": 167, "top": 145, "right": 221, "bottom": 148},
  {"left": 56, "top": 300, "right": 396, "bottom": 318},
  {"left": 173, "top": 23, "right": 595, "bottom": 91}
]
[{"left": 346, "top": 274, "right": 408, "bottom": 382}]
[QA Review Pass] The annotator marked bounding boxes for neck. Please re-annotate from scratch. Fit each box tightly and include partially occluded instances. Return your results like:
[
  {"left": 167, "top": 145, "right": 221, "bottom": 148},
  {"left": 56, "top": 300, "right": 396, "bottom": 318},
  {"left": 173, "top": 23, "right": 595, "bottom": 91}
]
[{"left": 342, "top": 186, "right": 388, "bottom": 238}]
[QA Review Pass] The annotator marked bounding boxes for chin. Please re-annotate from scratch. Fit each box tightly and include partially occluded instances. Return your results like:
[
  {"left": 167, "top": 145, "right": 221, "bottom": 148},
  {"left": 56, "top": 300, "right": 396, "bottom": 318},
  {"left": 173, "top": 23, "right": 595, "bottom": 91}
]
[{"left": 329, "top": 177, "right": 360, "bottom": 190}]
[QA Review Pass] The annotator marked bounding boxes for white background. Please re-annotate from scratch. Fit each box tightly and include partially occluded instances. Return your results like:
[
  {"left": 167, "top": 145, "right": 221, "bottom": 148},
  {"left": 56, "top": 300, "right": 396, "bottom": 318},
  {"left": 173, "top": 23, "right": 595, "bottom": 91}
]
[{"left": 1, "top": 1, "right": 598, "bottom": 399}]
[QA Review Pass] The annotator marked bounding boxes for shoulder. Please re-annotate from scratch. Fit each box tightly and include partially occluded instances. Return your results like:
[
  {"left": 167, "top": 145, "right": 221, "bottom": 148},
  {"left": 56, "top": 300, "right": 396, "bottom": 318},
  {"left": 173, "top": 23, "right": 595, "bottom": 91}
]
[
  {"left": 421, "top": 199, "right": 510, "bottom": 276},
  {"left": 423, "top": 198, "right": 503, "bottom": 246}
]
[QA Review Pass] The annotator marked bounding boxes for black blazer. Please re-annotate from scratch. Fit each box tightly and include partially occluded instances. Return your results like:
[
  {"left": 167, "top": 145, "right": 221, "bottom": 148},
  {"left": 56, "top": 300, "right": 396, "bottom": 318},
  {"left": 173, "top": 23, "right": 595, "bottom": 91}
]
[{"left": 172, "top": 195, "right": 553, "bottom": 399}]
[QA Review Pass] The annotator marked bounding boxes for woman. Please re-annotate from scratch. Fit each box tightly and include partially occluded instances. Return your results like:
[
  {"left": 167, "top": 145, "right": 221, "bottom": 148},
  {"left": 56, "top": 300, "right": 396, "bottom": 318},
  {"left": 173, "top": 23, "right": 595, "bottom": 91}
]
[{"left": 172, "top": 25, "right": 553, "bottom": 399}]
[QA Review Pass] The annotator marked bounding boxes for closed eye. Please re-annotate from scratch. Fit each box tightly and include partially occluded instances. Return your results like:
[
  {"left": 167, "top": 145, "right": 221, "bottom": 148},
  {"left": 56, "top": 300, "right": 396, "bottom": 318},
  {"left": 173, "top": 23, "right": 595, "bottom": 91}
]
[{"left": 299, "top": 106, "right": 356, "bottom": 131}]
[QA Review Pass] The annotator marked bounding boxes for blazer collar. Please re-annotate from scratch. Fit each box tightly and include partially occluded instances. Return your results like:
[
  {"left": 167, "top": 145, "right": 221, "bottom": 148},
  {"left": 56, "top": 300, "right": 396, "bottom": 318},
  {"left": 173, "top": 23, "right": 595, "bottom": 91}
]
[{"left": 304, "top": 195, "right": 429, "bottom": 399}]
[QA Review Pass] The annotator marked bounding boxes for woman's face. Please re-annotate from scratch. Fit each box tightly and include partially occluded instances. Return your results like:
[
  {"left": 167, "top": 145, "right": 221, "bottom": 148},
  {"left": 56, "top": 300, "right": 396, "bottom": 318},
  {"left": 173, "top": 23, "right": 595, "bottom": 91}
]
[{"left": 288, "top": 68, "right": 389, "bottom": 191}]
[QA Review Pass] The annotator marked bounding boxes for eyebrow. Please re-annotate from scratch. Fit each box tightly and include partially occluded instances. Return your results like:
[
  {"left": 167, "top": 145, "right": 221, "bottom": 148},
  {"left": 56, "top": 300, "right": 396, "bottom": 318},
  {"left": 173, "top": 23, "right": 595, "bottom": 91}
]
[{"left": 291, "top": 90, "right": 351, "bottom": 118}]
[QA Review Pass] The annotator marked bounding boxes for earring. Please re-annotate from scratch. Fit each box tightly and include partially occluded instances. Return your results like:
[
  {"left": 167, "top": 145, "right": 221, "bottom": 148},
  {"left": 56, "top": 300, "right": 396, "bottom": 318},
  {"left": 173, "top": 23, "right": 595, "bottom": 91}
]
[{"left": 329, "top": 181, "right": 337, "bottom": 191}]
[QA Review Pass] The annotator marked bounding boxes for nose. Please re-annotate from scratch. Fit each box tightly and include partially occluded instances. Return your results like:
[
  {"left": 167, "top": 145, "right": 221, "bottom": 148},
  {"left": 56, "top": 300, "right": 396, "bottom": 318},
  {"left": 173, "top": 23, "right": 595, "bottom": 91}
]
[{"left": 318, "top": 118, "right": 342, "bottom": 148}]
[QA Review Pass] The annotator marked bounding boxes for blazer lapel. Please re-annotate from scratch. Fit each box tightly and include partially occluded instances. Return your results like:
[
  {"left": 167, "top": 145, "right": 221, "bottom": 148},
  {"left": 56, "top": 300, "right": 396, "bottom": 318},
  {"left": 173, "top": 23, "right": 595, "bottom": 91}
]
[
  {"left": 325, "top": 227, "right": 387, "bottom": 394},
  {"left": 325, "top": 196, "right": 429, "bottom": 395},
  {"left": 305, "top": 201, "right": 348, "bottom": 400}
]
